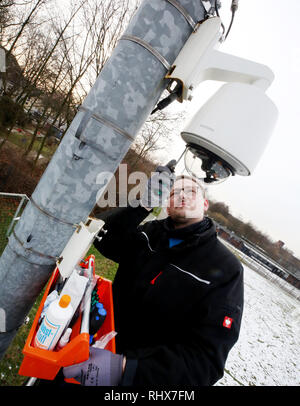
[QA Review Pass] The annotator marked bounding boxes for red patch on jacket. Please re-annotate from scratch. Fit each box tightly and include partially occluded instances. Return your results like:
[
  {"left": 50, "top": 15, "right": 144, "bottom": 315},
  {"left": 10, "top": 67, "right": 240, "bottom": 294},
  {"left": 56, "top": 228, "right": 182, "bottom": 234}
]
[
  {"left": 223, "top": 316, "right": 233, "bottom": 329},
  {"left": 150, "top": 271, "right": 163, "bottom": 285}
]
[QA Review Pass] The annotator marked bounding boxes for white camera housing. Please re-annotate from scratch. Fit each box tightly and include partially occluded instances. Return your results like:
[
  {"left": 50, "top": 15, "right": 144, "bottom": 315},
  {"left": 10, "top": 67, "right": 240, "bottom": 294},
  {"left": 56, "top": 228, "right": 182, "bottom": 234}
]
[
  {"left": 166, "top": 16, "right": 279, "bottom": 182},
  {"left": 181, "top": 82, "right": 278, "bottom": 176}
]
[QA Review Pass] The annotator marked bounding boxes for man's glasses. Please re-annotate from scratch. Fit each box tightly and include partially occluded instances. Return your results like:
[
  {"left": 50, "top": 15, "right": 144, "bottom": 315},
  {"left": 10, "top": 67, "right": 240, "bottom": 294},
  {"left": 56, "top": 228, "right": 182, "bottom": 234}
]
[{"left": 169, "top": 187, "right": 199, "bottom": 199}]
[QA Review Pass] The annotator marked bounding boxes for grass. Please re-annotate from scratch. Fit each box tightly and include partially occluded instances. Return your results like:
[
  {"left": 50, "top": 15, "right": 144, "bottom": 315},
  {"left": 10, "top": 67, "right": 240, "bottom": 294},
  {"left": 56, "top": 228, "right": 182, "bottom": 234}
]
[
  {"left": 88, "top": 245, "right": 118, "bottom": 281},
  {"left": 0, "top": 129, "right": 58, "bottom": 160},
  {"left": 0, "top": 243, "right": 118, "bottom": 386},
  {"left": 0, "top": 290, "right": 45, "bottom": 386}
]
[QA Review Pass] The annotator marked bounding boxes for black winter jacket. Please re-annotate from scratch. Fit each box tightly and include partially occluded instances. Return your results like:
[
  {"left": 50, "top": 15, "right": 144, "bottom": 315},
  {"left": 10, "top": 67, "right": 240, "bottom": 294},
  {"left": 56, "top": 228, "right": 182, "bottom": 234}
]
[{"left": 94, "top": 205, "right": 244, "bottom": 386}]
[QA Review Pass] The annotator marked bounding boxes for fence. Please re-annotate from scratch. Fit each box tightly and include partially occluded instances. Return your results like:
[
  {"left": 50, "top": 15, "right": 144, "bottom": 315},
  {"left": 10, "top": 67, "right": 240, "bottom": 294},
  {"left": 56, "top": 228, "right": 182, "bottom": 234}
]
[
  {"left": 220, "top": 237, "right": 300, "bottom": 301},
  {"left": 0, "top": 192, "right": 29, "bottom": 256}
]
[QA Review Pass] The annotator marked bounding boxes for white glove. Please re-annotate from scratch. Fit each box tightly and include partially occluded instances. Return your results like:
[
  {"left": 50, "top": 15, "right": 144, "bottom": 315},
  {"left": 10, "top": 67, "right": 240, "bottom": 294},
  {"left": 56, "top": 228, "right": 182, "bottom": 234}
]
[
  {"left": 140, "top": 163, "right": 176, "bottom": 209},
  {"left": 63, "top": 347, "right": 123, "bottom": 386}
]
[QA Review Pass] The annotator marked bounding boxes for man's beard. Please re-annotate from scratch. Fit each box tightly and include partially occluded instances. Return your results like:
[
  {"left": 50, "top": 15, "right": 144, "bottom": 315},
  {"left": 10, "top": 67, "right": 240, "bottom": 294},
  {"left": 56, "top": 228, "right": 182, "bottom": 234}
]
[{"left": 170, "top": 207, "right": 203, "bottom": 225}]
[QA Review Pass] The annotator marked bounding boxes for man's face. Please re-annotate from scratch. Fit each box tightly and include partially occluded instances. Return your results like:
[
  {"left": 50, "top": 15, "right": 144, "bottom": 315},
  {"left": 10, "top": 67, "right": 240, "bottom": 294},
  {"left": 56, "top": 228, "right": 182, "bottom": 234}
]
[{"left": 167, "top": 178, "right": 209, "bottom": 225}]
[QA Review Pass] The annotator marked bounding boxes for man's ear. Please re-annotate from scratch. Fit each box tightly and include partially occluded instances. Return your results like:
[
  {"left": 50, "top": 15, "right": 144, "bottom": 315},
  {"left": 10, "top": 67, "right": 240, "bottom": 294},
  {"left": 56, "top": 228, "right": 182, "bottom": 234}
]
[
  {"left": 204, "top": 199, "right": 209, "bottom": 212},
  {"left": 166, "top": 204, "right": 170, "bottom": 215}
]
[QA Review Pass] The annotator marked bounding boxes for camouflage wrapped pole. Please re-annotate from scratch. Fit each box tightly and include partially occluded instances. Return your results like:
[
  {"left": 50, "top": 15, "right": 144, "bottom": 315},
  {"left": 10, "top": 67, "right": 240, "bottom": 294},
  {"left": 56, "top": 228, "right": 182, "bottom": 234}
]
[{"left": 0, "top": 0, "right": 206, "bottom": 358}]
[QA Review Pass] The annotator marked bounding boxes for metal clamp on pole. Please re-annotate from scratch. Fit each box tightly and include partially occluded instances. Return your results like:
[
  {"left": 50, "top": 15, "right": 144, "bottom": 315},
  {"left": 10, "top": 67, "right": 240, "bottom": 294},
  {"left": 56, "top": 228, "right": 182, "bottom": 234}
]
[
  {"left": 12, "top": 230, "right": 59, "bottom": 262},
  {"left": 120, "top": 35, "right": 171, "bottom": 71},
  {"left": 30, "top": 197, "right": 79, "bottom": 229},
  {"left": 6, "top": 243, "right": 51, "bottom": 267},
  {"left": 164, "top": 0, "right": 197, "bottom": 30},
  {"left": 76, "top": 106, "right": 135, "bottom": 142}
]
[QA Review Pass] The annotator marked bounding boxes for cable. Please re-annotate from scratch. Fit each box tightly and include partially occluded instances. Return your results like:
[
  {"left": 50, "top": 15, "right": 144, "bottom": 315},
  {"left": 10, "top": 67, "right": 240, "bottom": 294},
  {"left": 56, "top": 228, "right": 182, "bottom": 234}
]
[
  {"left": 212, "top": 0, "right": 239, "bottom": 41},
  {"left": 225, "top": 0, "right": 238, "bottom": 40},
  {"left": 215, "top": 0, "right": 220, "bottom": 17},
  {"left": 231, "top": 0, "right": 239, "bottom": 13},
  {"left": 151, "top": 82, "right": 182, "bottom": 114},
  {"left": 224, "top": 9, "right": 235, "bottom": 39},
  {"left": 214, "top": 0, "right": 226, "bottom": 38}
]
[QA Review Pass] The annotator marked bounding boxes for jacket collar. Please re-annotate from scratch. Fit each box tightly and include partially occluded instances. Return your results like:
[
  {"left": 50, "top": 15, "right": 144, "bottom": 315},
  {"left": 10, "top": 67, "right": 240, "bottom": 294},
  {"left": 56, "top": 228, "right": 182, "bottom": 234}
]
[
  {"left": 162, "top": 216, "right": 212, "bottom": 238},
  {"left": 142, "top": 216, "right": 216, "bottom": 253}
]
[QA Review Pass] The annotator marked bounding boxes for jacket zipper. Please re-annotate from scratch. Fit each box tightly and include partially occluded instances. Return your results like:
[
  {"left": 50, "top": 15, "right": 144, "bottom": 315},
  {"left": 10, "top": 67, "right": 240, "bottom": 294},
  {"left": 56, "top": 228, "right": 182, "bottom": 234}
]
[{"left": 140, "top": 231, "right": 211, "bottom": 286}]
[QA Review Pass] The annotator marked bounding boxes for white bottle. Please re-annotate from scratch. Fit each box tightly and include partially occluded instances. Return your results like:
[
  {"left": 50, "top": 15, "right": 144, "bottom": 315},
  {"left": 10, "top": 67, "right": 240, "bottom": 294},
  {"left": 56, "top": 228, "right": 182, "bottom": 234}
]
[
  {"left": 39, "top": 290, "right": 59, "bottom": 323},
  {"left": 34, "top": 294, "right": 73, "bottom": 351}
]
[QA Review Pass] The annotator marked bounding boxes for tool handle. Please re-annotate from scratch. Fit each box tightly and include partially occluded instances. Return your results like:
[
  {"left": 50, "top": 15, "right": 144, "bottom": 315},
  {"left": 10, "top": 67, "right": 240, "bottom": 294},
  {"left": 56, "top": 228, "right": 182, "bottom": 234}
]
[{"left": 80, "top": 259, "right": 94, "bottom": 334}]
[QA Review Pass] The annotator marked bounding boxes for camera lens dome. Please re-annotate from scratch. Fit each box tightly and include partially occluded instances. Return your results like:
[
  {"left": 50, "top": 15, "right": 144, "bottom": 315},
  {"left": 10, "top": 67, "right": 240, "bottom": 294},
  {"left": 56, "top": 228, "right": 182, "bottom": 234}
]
[{"left": 184, "top": 145, "right": 233, "bottom": 184}]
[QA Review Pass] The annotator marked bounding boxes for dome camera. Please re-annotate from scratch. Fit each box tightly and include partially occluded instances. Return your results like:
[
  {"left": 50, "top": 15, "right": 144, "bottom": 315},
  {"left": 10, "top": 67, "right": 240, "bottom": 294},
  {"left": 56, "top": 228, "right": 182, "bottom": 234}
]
[
  {"left": 184, "top": 144, "right": 234, "bottom": 184},
  {"left": 181, "top": 82, "right": 278, "bottom": 182}
]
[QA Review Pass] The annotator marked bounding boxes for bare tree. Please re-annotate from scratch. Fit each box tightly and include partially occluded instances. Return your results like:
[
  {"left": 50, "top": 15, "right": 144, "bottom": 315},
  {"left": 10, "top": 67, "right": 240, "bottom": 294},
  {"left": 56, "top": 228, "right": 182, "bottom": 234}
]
[
  {"left": 0, "top": 1, "right": 54, "bottom": 148},
  {"left": 131, "top": 107, "right": 185, "bottom": 169},
  {"left": 34, "top": 0, "right": 138, "bottom": 162},
  {"left": 5, "top": 0, "right": 46, "bottom": 60},
  {"left": 24, "top": 52, "right": 70, "bottom": 157},
  {"left": 0, "top": 1, "right": 84, "bottom": 150},
  {"left": 80, "top": 0, "right": 139, "bottom": 96},
  {"left": 0, "top": 0, "right": 49, "bottom": 97},
  {"left": 0, "top": 0, "right": 14, "bottom": 43},
  {"left": 16, "top": 1, "right": 84, "bottom": 106},
  {"left": 0, "top": 0, "right": 138, "bottom": 156}
]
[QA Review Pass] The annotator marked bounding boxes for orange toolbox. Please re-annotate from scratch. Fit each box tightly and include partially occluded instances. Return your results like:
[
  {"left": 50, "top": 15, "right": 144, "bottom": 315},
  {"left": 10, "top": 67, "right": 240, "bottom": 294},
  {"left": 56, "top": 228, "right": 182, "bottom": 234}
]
[{"left": 18, "top": 254, "right": 116, "bottom": 381}]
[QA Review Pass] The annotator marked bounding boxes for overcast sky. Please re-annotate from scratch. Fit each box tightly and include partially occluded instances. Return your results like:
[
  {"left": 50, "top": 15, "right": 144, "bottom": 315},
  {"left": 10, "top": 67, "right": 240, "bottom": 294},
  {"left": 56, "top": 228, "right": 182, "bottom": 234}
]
[{"left": 157, "top": 0, "right": 300, "bottom": 258}]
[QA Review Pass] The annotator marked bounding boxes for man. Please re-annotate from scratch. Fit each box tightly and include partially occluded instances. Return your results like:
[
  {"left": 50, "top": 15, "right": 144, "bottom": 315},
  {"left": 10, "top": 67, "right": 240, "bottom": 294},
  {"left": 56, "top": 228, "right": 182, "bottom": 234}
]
[{"left": 63, "top": 166, "right": 244, "bottom": 386}]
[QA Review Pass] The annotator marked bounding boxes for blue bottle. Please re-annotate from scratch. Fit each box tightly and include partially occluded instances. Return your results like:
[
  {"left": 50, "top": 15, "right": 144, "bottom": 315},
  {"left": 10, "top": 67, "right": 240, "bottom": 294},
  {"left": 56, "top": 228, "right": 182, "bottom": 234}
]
[{"left": 89, "top": 306, "right": 107, "bottom": 336}]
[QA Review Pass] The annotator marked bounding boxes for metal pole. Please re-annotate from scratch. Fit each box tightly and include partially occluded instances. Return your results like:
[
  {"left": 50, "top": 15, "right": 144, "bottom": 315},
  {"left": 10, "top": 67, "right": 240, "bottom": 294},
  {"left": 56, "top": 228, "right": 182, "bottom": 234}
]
[
  {"left": 0, "top": 0, "right": 206, "bottom": 358},
  {"left": 25, "top": 377, "right": 37, "bottom": 386}
]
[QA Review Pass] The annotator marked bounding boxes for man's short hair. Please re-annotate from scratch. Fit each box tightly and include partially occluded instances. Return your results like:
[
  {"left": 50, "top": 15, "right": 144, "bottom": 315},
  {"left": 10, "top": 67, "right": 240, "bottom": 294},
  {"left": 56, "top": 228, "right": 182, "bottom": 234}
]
[{"left": 174, "top": 174, "right": 207, "bottom": 199}]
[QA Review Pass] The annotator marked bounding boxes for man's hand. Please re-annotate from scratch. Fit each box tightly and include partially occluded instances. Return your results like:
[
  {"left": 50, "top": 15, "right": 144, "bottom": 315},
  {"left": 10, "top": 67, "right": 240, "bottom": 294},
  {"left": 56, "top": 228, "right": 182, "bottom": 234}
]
[
  {"left": 63, "top": 347, "right": 123, "bottom": 386},
  {"left": 140, "top": 162, "right": 176, "bottom": 210}
]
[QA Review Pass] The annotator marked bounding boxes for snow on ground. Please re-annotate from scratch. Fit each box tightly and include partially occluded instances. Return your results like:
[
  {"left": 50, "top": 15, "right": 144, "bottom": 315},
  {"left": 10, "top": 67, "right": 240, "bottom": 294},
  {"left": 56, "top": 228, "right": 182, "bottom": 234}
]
[{"left": 215, "top": 264, "right": 300, "bottom": 386}]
